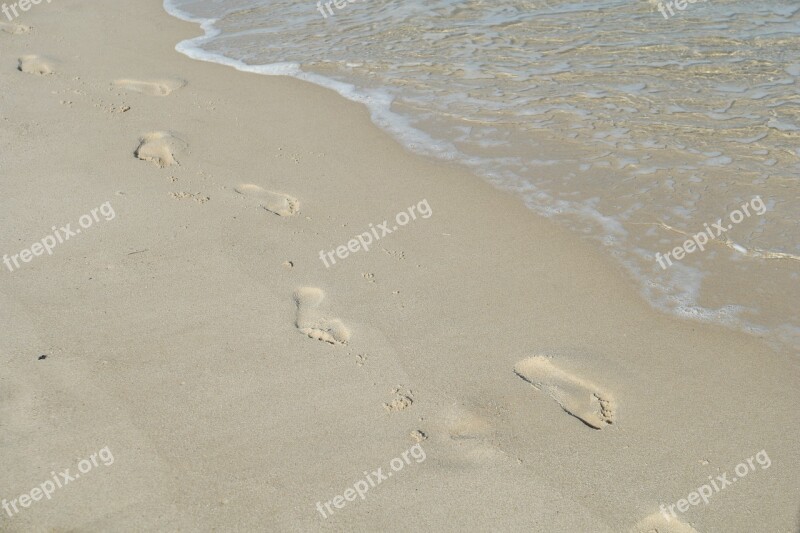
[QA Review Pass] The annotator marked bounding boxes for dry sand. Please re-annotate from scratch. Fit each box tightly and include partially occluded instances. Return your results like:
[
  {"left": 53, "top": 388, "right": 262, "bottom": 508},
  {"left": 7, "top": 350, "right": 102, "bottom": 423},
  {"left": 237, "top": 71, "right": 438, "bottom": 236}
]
[{"left": 0, "top": 1, "right": 798, "bottom": 531}]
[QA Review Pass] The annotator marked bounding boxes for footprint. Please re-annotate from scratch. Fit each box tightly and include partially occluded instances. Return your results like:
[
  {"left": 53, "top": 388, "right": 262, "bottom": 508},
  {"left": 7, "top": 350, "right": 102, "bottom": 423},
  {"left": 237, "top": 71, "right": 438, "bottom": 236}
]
[
  {"left": 235, "top": 184, "right": 299, "bottom": 217},
  {"left": 438, "top": 405, "right": 504, "bottom": 464},
  {"left": 382, "top": 248, "right": 406, "bottom": 261},
  {"left": 0, "top": 21, "right": 30, "bottom": 34},
  {"left": 384, "top": 387, "right": 413, "bottom": 412},
  {"left": 447, "top": 409, "right": 493, "bottom": 441},
  {"left": 17, "top": 55, "right": 54, "bottom": 75},
  {"left": 293, "top": 287, "right": 350, "bottom": 345},
  {"left": 629, "top": 512, "right": 699, "bottom": 533},
  {"left": 112, "top": 78, "right": 186, "bottom": 96},
  {"left": 169, "top": 191, "right": 209, "bottom": 204},
  {"left": 514, "top": 356, "right": 616, "bottom": 429},
  {"left": 410, "top": 430, "right": 427, "bottom": 443},
  {"left": 135, "top": 132, "right": 186, "bottom": 168}
]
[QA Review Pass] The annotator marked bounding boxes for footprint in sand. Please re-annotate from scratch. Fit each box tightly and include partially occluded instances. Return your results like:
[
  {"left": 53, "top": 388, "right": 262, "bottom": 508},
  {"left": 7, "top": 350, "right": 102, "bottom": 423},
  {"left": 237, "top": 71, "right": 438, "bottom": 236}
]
[
  {"left": 447, "top": 409, "right": 493, "bottom": 441},
  {"left": 438, "top": 406, "right": 505, "bottom": 464},
  {"left": 17, "top": 55, "right": 55, "bottom": 75},
  {"left": 514, "top": 356, "right": 616, "bottom": 429},
  {"left": 384, "top": 387, "right": 413, "bottom": 412},
  {"left": 629, "top": 512, "right": 699, "bottom": 533},
  {"left": 235, "top": 184, "right": 299, "bottom": 217},
  {"left": 113, "top": 78, "right": 186, "bottom": 96},
  {"left": 135, "top": 132, "right": 186, "bottom": 168},
  {"left": 293, "top": 287, "right": 350, "bottom": 345},
  {"left": 0, "top": 21, "right": 30, "bottom": 34}
]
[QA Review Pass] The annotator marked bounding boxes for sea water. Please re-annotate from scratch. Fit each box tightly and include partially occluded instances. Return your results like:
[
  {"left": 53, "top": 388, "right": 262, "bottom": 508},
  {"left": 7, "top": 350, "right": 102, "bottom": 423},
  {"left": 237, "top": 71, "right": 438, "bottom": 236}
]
[{"left": 164, "top": 0, "right": 800, "bottom": 353}]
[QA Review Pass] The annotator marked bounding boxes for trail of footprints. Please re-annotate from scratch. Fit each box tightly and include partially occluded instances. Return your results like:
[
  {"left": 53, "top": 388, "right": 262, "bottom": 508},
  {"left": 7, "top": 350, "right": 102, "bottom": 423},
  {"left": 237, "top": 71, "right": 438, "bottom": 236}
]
[
  {"left": 11, "top": 51, "right": 298, "bottom": 218},
  {"left": 7, "top": 45, "right": 682, "bottom": 532}
]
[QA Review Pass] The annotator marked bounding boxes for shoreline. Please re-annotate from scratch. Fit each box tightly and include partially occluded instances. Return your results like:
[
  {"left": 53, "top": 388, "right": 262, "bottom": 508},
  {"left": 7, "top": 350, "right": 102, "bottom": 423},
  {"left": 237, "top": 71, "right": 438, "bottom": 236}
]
[
  {"left": 0, "top": 0, "right": 797, "bottom": 531},
  {"left": 161, "top": 0, "right": 800, "bottom": 357}
]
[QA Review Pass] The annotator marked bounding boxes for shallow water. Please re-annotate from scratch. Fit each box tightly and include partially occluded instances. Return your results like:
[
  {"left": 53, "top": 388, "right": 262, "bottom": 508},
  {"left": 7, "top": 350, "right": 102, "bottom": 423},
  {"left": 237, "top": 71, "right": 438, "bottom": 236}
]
[{"left": 164, "top": 0, "right": 800, "bottom": 352}]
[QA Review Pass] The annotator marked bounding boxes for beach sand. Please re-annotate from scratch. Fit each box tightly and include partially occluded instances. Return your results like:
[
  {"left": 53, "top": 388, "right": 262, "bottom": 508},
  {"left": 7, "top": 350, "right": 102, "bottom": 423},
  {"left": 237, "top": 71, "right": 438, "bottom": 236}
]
[{"left": 0, "top": 1, "right": 798, "bottom": 531}]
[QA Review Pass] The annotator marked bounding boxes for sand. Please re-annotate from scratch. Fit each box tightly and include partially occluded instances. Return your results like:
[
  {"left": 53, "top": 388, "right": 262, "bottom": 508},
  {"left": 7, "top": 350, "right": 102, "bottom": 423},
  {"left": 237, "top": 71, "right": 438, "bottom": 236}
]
[{"left": 0, "top": 1, "right": 798, "bottom": 531}]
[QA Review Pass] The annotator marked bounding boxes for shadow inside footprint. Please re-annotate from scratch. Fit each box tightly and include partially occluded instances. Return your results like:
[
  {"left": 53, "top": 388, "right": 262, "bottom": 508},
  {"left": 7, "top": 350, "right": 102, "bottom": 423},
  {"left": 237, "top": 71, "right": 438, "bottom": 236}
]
[
  {"left": 235, "top": 184, "right": 299, "bottom": 217},
  {"left": 293, "top": 287, "right": 350, "bottom": 345},
  {"left": 514, "top": 356, "right": 616, "bottom": 429}
]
